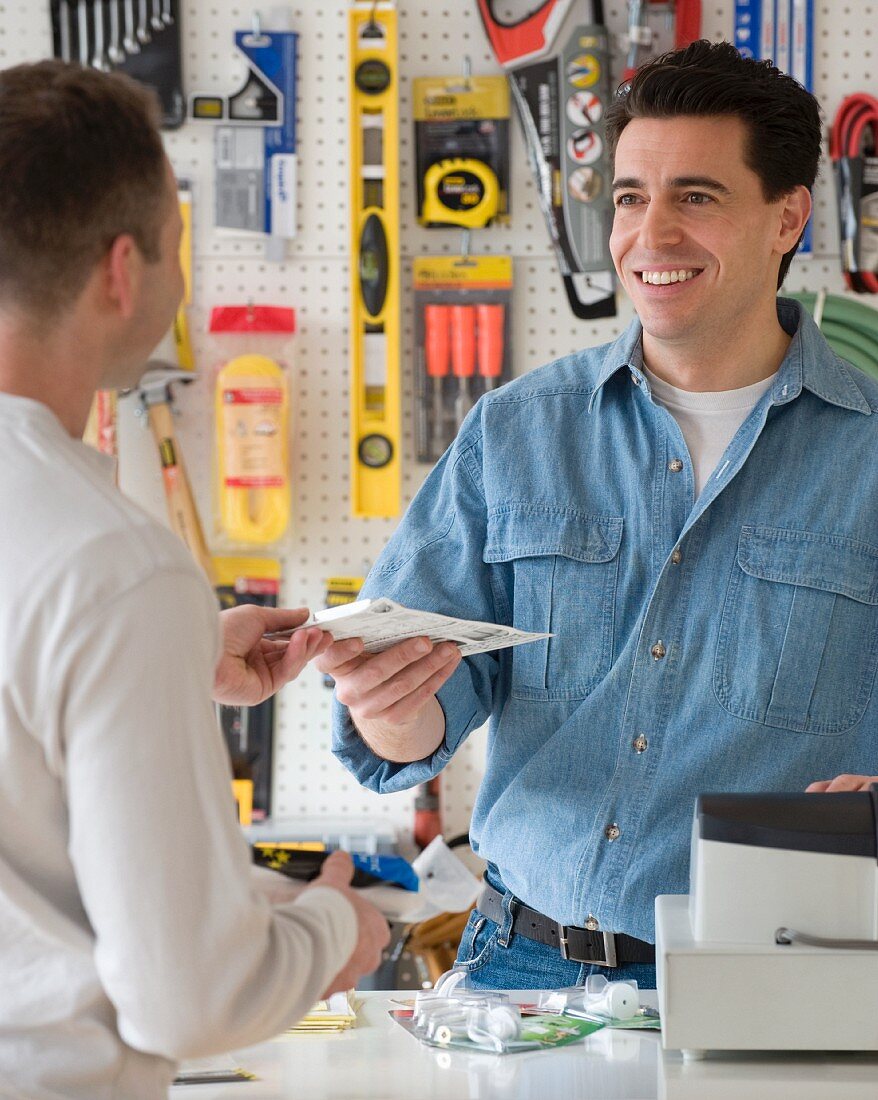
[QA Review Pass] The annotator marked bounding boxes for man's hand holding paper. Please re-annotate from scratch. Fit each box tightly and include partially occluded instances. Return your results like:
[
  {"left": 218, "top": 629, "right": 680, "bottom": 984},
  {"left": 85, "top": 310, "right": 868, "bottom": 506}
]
[{"left": 317, "top": 635, "right": 461, "bottom": 764}]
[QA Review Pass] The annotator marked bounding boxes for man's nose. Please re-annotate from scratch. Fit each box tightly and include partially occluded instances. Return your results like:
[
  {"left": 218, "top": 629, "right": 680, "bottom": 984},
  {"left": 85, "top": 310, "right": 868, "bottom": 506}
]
[{"left": 638, "top": 199, "right": 683, "bottom": 251}]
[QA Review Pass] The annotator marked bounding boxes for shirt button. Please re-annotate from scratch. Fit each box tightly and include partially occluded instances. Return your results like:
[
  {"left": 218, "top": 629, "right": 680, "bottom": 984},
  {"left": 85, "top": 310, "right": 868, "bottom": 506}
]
[
  {"left": 650, "top": 641, "right": 666, "bottom": 660},
  {"left": 633, "top": 735, "right": 648, "bottom": 753},
  {"left": 671, "top": 548, "right": 682, "bottom": 565},
  {"left": 585, "top": 915, "right": 600, "bottom": 931},
  {"left": 630, "top": 373, "right": 640, "bottom": 386},
  {"left": 605, "top": 824, "right": 621, "bottom": 842},
  {"left": 668, "top": 458, "right": 684, "bottom": 473}
]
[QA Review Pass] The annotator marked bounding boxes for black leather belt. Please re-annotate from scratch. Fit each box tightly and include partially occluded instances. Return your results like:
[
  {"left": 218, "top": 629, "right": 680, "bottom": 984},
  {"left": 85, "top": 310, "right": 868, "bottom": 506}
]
[{"left": 477, "top": 882, "right": 655, "bottom": 967}]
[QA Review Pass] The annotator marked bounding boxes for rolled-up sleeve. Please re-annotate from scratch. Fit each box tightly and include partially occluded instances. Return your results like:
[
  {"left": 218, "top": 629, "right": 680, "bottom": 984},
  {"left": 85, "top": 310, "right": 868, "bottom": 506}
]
[{"left": 332, "top": 422, "right": 500, "bottom": 792}]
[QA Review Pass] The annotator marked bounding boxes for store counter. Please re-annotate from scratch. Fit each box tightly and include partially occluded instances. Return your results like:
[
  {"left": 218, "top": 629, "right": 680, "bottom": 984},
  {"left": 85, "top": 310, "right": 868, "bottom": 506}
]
[{"left": 170, "top": 990, "right": 878, "bottom": 1099}]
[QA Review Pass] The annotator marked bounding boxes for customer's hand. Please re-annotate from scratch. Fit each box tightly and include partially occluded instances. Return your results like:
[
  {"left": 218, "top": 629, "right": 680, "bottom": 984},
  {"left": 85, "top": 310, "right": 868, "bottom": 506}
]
[
  {"left": 307, "top": 851, "right": 390, "bottom": 997},
  {"left": 213, "top": 606, "right": 332, "bottom": 706},
  {"left": 806, "top": 773, "right": 878, "bottom": 792}
]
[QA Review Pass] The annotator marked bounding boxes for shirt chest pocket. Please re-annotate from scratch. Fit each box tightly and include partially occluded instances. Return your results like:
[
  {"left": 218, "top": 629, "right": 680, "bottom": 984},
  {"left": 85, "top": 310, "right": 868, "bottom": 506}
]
[
  {"left": 484, "top": 505, "right": 623, "bottom": 701},
  {"left": 714, "top": 525, "right": 878, "bottom": 735}
]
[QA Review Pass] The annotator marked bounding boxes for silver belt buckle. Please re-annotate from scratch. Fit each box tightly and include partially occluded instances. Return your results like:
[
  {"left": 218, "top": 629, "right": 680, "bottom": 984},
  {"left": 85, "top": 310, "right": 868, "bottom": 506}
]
[{"left": 559, "top": 925, "right": 618, "bottom": 967}]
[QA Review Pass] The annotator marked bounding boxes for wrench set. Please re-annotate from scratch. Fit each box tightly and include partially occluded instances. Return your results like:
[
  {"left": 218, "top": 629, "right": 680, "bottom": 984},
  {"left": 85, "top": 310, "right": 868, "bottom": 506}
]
[{"left": 50, "top": 0, "right": 184, "bottom": 128}]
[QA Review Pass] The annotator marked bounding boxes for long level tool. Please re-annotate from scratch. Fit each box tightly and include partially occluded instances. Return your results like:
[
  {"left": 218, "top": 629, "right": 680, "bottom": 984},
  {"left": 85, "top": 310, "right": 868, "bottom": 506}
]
[{"left": 349, "top": 1, "right": 401, "bottom": 518}]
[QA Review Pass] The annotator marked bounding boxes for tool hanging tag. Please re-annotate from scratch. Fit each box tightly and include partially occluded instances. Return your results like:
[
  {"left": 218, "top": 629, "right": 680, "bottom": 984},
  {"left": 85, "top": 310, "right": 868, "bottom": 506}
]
[
  {"left": 475, "top": 1, "right": 615, "bottom": 320},
  {"left": 191, "top": 19, "right": 298, "bottom": 256},
  {"left": 349, "top": 1, "right": 401, "bottom": 518}
]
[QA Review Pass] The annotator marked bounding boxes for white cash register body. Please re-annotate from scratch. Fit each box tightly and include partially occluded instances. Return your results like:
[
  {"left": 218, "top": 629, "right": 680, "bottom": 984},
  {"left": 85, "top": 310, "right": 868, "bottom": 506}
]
[{"left": 655, "top": 787, "right": 878, "bottom": 1056}]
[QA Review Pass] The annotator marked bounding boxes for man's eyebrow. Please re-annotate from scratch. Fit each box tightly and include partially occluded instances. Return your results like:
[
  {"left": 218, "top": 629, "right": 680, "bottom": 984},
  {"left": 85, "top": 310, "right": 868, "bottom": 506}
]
[
  {"left": 611, "top": 175, "right": 733, "bottom": 195},
  {"left": 612, "top": 177, "right": 645, "bottom": 192}
]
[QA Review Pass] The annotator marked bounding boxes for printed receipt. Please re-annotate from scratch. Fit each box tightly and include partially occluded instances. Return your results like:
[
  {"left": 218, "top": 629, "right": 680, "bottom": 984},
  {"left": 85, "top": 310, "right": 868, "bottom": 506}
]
[{"left": 269, "top": 598, "right": 551, "bottom": 657}]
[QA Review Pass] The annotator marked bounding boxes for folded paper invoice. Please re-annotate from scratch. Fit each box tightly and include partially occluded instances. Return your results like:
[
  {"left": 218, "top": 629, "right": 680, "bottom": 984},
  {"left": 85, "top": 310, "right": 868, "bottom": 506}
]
[{"left": 266, "top": 597, "right": 551, "bottom": 657}]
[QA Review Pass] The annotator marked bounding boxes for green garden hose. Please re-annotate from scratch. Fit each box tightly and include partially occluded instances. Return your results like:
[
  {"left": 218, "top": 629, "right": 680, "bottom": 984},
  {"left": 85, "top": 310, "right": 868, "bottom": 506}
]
[{"left": 789, "top": 292, "right": 878, "bottom": 381}]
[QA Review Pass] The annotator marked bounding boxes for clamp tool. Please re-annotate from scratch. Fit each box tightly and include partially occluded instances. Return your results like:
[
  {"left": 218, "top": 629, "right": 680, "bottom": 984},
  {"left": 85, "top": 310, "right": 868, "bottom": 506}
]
[{"left": 830, "top": 94, "right": 878, "bottom": 294}]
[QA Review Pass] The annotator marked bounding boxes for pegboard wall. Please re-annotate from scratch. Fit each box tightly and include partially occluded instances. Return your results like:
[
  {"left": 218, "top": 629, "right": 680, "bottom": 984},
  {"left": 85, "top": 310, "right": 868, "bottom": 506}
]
[{"left": 0, "top": 2, "right": 864, "bottom": 842}]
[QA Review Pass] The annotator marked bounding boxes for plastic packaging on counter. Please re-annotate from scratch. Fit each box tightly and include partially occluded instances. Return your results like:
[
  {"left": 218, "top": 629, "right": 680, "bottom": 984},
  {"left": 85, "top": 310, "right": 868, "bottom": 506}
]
[
  {"left": 391, "top": 966, "right": 605, "bottom": 1054},
  {"left": 539, "top": 976, "right": 661, "bottom": 1029}
]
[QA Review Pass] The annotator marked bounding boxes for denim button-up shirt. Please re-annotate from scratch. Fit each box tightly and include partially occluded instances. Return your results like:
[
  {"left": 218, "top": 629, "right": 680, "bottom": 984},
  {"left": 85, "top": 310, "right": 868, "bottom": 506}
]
[{"left": 333, "top": 298, "right": 878, "bottom": 942}]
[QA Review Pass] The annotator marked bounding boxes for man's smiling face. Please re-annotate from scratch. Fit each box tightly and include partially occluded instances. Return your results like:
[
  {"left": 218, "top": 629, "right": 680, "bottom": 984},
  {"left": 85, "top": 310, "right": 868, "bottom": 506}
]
[{"left": 609, "top": 115, "right": 796, "bottom": 354}]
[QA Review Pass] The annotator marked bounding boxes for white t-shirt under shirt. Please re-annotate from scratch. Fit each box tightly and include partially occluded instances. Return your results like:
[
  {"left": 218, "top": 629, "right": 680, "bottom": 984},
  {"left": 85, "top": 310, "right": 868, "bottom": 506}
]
[
  {"left": 0, "top": 394, "right": 357, "bottom": 1100},
  {"left": 643, "top": 366, "right": 778, "bottom": 498}
]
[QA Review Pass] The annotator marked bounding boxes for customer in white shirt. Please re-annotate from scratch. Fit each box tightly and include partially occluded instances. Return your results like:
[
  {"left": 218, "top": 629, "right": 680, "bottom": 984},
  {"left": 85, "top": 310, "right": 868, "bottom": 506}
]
[{"left": 0, "top": 60, "right": 386, "bottom": 1099}]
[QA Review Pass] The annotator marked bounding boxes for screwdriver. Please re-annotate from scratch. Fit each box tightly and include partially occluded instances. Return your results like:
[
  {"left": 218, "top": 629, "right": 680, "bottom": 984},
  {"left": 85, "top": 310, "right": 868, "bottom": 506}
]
[
  {"left": 476, "top": 304, "right": 505, "bottom": 391},
  {"left": 451, "top": 305, "right": 476, "bottom": 428},
  {"left": 424, "top": 305, "right": 451, "bottom": 458}
]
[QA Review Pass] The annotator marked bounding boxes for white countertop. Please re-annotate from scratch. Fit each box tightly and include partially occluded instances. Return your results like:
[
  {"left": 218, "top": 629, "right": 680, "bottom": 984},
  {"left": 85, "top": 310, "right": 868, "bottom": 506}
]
[{"left": 170, "top": 991, "right": 878, "bottom": 1100}]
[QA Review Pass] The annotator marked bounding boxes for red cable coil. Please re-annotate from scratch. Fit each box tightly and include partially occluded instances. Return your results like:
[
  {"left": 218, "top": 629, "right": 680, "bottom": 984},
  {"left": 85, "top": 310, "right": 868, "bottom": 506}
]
[{"left": 830, "top": 93, "right": 878, "bottom": 294}]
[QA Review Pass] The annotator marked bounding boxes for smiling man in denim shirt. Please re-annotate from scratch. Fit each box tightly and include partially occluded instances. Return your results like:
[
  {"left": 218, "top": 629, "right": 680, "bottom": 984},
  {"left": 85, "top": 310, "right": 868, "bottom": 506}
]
[{"left": 323, "top": 41, "right": 878, "bottom": 990}]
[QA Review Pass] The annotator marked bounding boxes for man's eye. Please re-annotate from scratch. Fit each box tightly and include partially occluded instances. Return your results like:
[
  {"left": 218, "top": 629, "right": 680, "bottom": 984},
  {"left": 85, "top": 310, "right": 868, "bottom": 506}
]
[
  {"left": 615, "top": 193, "right": 640, "bottom": 207},
  {"left": 686, "top": 192, "right": 712, "bottom": 205}
]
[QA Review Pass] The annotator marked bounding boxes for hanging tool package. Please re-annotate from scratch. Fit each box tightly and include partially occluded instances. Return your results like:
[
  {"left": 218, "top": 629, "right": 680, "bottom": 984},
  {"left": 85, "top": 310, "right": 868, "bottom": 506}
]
[
  {"left": 474, "top": 0, "right": 615, "bottom": 320},
  {"left": 622, "top": 0, "right": 701, "bottom": 81},
  {"left": 413, "top": 255, "right": 512, "bottom": 463},
  {"left": 50, "top": 0, "right": 184, "bottom": 128},
  {"left": 413, "top": 74, "right": 511, "bottom": 228}
]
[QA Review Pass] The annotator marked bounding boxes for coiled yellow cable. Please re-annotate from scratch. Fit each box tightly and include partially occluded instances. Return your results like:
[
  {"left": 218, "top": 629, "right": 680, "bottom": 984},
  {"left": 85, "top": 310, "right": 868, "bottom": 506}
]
[{"left": 215, "top": 354, "right": 290, "bottom": 545}]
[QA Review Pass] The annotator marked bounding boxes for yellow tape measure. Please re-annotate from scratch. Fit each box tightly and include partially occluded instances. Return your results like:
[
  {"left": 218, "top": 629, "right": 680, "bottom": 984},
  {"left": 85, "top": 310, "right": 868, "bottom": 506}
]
[{"left": 422, "top": 157, "right": 500, "bottom": 228}]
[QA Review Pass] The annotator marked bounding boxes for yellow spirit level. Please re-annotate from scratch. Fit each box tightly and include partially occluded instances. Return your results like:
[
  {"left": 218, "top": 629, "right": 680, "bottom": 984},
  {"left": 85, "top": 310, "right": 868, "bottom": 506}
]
[{"left": 349, "top": 1, "right": 400, "bottom": 518}]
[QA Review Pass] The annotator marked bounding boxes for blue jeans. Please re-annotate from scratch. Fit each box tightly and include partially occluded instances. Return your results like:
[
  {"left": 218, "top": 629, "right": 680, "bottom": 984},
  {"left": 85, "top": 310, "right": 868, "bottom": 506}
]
[{"left": 454, "top": 865, "right": 656, "bottom": 991}]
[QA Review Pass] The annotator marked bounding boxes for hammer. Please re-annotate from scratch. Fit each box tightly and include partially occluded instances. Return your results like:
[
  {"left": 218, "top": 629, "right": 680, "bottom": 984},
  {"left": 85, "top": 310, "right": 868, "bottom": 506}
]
[{"left": 128, "top": 362, "right": 216, "bottom": 586}]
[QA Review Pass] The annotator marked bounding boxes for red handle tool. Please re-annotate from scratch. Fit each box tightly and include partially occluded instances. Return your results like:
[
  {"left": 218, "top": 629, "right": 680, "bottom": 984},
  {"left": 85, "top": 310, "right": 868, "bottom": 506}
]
[
  {"left": 425, "top": 305, "right": 452, "bottom": 456},
  {"left": 476, "top": 304, "right": 505, "bottom": 391},
  {"left": 474, "top": 0, "right": 575, "bottom": 69},
  {"left": 674, "top": 0, "right": 702, "bottom": 49}
]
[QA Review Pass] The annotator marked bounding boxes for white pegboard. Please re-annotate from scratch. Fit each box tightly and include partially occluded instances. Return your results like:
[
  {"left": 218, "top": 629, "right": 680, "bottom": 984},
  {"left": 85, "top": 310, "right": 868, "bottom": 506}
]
[{"left": 0, "top": 3, "right": 865, "bottom": 841}]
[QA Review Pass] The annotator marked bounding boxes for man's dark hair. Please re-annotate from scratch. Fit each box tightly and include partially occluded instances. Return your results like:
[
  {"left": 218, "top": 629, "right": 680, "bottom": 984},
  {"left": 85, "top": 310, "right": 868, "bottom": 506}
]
[
  {"left": 0, "top": 60, "right": 167, "bottom": 320},
  {"left": 604, "top": 40, "right": 822, "bottom": 289}
]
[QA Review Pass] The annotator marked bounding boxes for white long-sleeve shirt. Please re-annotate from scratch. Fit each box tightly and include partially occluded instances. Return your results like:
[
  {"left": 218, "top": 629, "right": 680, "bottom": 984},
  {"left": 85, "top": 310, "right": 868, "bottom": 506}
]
[{"left": 0, "top": 394, "right": 356, "bottom": 1099}]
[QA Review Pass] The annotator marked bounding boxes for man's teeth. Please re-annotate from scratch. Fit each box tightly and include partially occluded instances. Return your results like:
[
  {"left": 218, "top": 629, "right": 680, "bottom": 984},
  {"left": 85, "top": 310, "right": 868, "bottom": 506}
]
[{"left": 640, "top": 269, "right": 700, "bottom": 285}]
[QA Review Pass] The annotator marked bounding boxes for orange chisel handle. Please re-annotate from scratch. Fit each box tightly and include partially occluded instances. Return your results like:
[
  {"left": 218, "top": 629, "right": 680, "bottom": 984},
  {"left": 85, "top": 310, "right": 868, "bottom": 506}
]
[
  {"left": 451, "top": 306, "right": 476, "bottom": 427},
  {"left": 476, "top": 304, "right": 505, "bottom": 389},
  {"left": 451, "top": 306, "right": 476, "bottom": 378},
  {"left": 424, "top": 305, "right": 452, "bottom": 456},
  {"left": 424, "top": 305, "right": 451, "bottom": 377}
]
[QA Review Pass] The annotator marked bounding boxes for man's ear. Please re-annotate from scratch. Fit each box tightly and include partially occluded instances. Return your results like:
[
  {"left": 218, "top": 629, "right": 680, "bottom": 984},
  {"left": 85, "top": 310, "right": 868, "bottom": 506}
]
[
  {"left": 103, "top": 234, "right": 140, "bottom": 320},
  {"left": 777, "top": 185, "right": 812, "bottom": 253}
]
